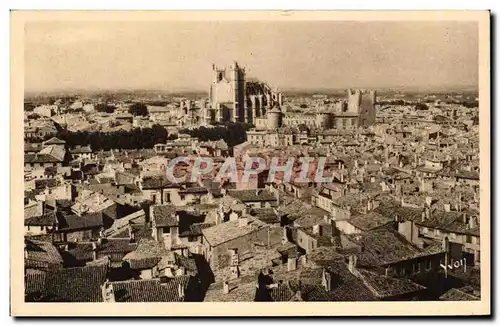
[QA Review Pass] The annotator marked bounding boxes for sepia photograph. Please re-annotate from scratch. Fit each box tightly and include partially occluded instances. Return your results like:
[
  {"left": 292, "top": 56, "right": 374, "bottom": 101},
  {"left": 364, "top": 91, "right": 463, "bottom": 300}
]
[{"left": 10, "top": 10, "right": 490, "bottom": 316}]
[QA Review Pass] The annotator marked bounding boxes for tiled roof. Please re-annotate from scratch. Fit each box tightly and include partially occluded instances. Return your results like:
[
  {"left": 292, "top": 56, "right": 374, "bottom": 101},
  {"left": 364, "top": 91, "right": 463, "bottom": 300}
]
[
  {"left": 25, "top": 269, "right": 47, "bottom": 295},
  {"left": 24, "top": 202, "right": 43, "bottom": 219},
  {"left": 415, "top": 209, "right": 479, "bottom": 236},
  {"left": 357, "top": 268, "right": 425, "bottom": 299},
  {"left": 25, "top": 211, "right": 56, "bottom": 226},
  {"left": 202, "top": 217, "right": 268, "bottom": 247},
  {"left": 99, "top": 238, "right": 137, "bottom": 255},
  {"left": 103, "top": 209, "right": 146, "bottom": 237},
  {"left": 226, "top": 189, "right": 276, "bottom": 203},
  {"left": 204, "top": 274, "right": 258, "bottom": 302},
  {"left": 179, "top": 223, "right": 214, "bottom": 237},
  {"left": 111, "top": 276, "right": 192, "bottom": 302},
  {"left": 271, "top": 263, "right": 377, "bottom": 301},
  {"left": 122, "top": 239, "right": 168, "bottom": 269},
  {"left": 25, "top": 240, "right": 64, "bottom": 267},
  {"left": 294, "top": 214, "right": 328, "bottom": 228},
  {"left": 56, "top": 212, "right": 104, "bottom": 231},
  {"left": 43, "top": 137, "right": 66, "bottom": 145},
  {"left": 24, "top": 142, "right": 42, "bottom": 153},
  {"left": 70, "top": 145, "right": 92, "bottom": 154},
  {"left": 63, "top": 242, "right": 94, "bottom": 262},
  {"left": 439, "top": 287, "right": 480, "bottom": 301},
  {"left": 374, "top": 201, "right": 423, "bottom": 222},
  {"left": 251, "top": 208, "right": 279, "bottom": 224},
  {"left": 39, "top": 264, "right": 108, "bottom": 302},
  {"left": 34, "top": 178, "right": 58, "bottom": 190},
  {"left": 25, "top": 153, "right": 61, "bottom": 164},
  {"left": 152, "top": 205, "right": 178, "bottom": 227},
  {"left": 269, "top": 282, "right": 295, "bottom": 301},
  {"left": 141, "top": 176, "right": 175, "bottom": 189},
  {"left": 347, "top": 211, "right": 394, "bottom": 231},
  {"left": 306, "top": 247, "right": 345, "bottom": 266},
  {"left": 344, "top": 229, "right": 442, "bottom": 266}
]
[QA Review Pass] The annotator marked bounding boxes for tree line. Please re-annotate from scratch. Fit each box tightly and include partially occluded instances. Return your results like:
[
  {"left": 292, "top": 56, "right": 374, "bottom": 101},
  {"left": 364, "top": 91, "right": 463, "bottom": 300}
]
[
  {"left": 49, "top": 125, "right": 169, "bottom": 151},
  {"left": 179, "top": 122, "right": 251, "bottom": 147}
]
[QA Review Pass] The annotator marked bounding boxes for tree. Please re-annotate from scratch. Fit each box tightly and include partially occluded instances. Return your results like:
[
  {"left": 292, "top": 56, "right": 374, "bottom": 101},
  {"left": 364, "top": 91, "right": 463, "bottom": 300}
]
[
  {"left": 415, "top": 103, "right": 429, "bottom": 111},
  {"left": 95, "top": 103, "right": 116, "bottom": 113},
  {"left": 128, "top": 103, "right": 148, "bottom": 116},
  {"left": 27, "top": 113, "right": 40, "bottom": 119},
  {"left": 24, "top": 103, "right": 35, "bottom": 112}
]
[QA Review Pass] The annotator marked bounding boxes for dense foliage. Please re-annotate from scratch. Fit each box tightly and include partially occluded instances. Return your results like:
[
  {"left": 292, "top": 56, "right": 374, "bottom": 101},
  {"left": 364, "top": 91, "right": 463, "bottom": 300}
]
[
  {"left": 95, "top": 103, "right": 117, "bottom": 113},
  {"left": 414, "top": 103, "right": 429, "bottom": 110},
  {"left": 179, "top": 122, "right": 250, "bottom": 146},
  {"left": 52, "top": 125, "right": 168, "bottom": 151},
  {"left": 128, "top": 103, "right": 148, "bottom": 116}
]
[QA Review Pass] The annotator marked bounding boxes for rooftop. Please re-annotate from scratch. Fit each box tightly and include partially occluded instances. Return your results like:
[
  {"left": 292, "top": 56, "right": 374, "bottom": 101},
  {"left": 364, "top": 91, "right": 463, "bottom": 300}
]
[{"left": 202, "top": 217, "right": 268, "bottom": 247}]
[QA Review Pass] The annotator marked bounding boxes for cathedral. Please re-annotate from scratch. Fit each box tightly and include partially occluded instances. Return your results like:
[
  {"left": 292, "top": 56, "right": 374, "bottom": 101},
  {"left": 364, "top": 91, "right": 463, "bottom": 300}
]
[{"left": 206, "top": 61, "right": 283, "bottom": 124}]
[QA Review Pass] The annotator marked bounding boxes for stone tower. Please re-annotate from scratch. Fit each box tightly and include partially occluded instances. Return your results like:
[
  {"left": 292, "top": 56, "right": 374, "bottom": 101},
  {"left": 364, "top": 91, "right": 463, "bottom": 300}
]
[
  {"left": 316, "top": 110, "right": 333, "bottom": 129},
  {"left": 267, "top": 106, "right": 283, "bottom": 129}
]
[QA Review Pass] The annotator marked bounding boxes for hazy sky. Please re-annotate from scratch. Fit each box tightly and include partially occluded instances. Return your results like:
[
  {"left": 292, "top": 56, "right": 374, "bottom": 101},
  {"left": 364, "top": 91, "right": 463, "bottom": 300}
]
[{"left": 24, "top": 21, "right": 478, "bottom": 92}]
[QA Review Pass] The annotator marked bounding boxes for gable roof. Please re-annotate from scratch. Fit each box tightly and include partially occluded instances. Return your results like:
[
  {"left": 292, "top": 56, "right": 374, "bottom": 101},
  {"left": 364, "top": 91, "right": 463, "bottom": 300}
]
[
  {"left": 202, "top": 217, "right": 268, "bottom": 247},
  {"left": 122, "top": 239, "right": 168, "bottom": 269},
  {"left": 226, "top": 189, "right": 277, "bottom": 203},
  {"left": 25, "top": 211, "right": 57, "bottom": 227},
  {"left": 111, "top": 275, "right": 192, "bottom": 302},
  {"left": 347, "top": 211, "right": 394, "bottom": 232},
  {"left": 56, "top": 212, "right": 104, "bottom": 231},
  {"left": 29, "top": 264, "right": 108, "bottom": 302},
  {"left": 25, "top": 239, "right": 64, "bottom": 268},
  {"left": 343, "top": 229, "right": 444, "bottom": 266},
  {"left": 43, "top": 137, "right": 66, "bottom": 145}
]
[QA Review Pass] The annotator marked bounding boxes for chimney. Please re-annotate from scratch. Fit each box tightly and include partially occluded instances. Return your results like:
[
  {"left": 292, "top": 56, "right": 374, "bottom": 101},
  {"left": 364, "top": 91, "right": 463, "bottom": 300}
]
[
  {"left": 425, "top": 196, "right": 432, "bottom": 208},
  {"left": 178, "top": 283, "right": 185, "bottom": 299},
  {"left": 313, "top": 224, "right": 320, "bottom": 235},
  {"left": 300, "top": 255, "right": 307, "bottom": 267},
  {"left": 469, "top": 216, "right": 477, "bottom": 229},
  {"left": 442, "top": 237, "right": 449, "bottom": 252},
  {"left": 425, "top": 207, "right": 430, "bottom": 220},
  {"left": 287, "top": 257, "right": 297, "bottom": 272},
  {"left": 323, "top": 215, "right": 330, "bottom": 224},
  {"left": 444, "top": 203, "right": 451, "bottom": 212},
  {"left": 367, "top": 200, "right": 372, "bottom": 212},
  {"left": 282, "top": 226, "right": 289, "bottom": 243},
  {"left": 223, "top": 281, "right": 230, "bottom": 294},
  {"left": 239, "top": 217, "right": 248, "bottom": 228},
  {"left": 128, "top": 224, "right": 135, "bottom": 242},
  {"left": 101, "top": 281, "right": 115, "bottom": 303},
  {"left": 401, "top": 197, "right": 405, "bottom": 207},
  {"left": 348, "top": 255, "right": 357, "bottom": 274},
  {"left": 92, "top": 241, "right": 98, "bottom": 260},
  {"left": 322, "top": 269, "right": 333, "bottom": 292}
]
